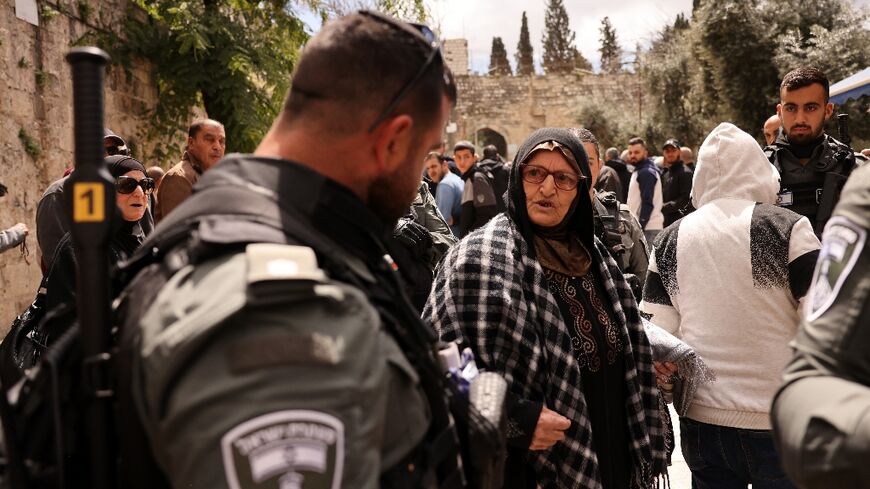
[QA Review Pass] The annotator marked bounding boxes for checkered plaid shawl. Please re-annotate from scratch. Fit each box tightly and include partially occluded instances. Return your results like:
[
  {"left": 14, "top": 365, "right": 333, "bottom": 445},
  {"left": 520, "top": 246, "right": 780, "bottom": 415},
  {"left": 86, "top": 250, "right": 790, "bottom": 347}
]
[{"left": 423, "top": 213, "right": 668, "bottom": 488}]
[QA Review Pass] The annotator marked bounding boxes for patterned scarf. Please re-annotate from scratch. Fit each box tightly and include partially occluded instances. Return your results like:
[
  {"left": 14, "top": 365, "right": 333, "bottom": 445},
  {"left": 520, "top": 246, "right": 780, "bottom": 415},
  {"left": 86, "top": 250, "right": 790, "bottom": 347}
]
[{"left": 423, "top": 213, "right": 669, "bottom": 488}]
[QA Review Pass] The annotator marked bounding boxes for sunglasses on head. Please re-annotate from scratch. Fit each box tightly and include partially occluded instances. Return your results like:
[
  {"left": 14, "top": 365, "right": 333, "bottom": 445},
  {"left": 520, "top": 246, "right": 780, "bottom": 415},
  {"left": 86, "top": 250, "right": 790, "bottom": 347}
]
[
  {"left": 115, "top": 176, "right": 155, "bottom": 195},
  {"left": 359, "top": 11, "right": 451, "bottom": 133}
]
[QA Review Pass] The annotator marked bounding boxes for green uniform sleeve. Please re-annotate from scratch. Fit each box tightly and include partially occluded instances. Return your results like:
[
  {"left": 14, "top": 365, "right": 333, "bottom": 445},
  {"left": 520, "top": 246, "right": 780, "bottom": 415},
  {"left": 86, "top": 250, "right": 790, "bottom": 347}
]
[
  {"left": 772, "top": 165, "right": 870, "bottom": 488},
  {"left": 134, "top": 245, "right": 430, "bottom": 489},
  {"left": 621, "top": 206, "right": 649, "bottom": 290}
]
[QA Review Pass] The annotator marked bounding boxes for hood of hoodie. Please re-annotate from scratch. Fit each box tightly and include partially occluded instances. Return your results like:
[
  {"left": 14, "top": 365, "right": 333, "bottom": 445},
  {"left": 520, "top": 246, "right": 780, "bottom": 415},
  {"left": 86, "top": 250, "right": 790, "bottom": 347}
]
[
  {"left": 507, "top": 127, "right": 594, "bottom": 251},
  {"left": 692, "top": 123, "right": 781, "bottom": 208}
]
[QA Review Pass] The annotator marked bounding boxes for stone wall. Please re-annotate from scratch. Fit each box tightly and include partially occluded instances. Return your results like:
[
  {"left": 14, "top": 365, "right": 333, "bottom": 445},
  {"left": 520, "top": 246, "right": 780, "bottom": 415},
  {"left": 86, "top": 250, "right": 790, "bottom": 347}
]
[
  {"left": 0, "top": 0, "right": 159, "bottom": 328},
  {"left": 451, "top": 72, "right": 643, "bottom": 159},
  {"left": 442, "top": 38, "right": 468, "bottom": 76}
]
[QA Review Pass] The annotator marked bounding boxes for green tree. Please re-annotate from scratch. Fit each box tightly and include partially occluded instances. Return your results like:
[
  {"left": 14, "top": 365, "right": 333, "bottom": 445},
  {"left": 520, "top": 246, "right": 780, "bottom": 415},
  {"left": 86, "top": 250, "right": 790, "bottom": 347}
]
[
  {"left": 489, "top": 37, "right": 512, "bottom": 75},
  {"left": 112, "top": 1, "right": 309, "bottom": 160},
  {"left": 317, "top": 0, "right": 428, "bottom": 22},
  {"left": 542, "top": 0, "right": 587, "bottom": 74},
  {"left": 599, "top": 17, "right": 622, "bottom": 74},
  {"left": 515, "top": 11, "right": 535, "bottom": 76},
  {"left": 695, "top": 0, "right": 780, "bottom": 131},
  {"left": 643, "top": 25, "right": 708, "bottom": 147},
  {"left": 571, "top": 47, "right": 594, "bottom": 72},
  {"left": 673, "top": 13, "right": 690, "bottom": 31},
  {"left": 373, "top": 0, "right": 428, "bottom": 22}
]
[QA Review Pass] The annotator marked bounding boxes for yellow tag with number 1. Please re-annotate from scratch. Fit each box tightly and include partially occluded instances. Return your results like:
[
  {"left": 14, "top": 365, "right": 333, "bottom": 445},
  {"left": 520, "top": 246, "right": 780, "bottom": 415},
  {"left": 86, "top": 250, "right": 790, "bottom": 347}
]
[{"left": 73, "top": 183, "right": 105, "bottom": 222}]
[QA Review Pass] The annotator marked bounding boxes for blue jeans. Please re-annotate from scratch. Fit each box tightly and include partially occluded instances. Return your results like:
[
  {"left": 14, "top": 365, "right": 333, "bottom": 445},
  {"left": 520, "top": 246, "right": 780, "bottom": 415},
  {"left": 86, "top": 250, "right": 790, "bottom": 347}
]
[{"left": 680, "top": 418, "right": 796, "bottom": 489}]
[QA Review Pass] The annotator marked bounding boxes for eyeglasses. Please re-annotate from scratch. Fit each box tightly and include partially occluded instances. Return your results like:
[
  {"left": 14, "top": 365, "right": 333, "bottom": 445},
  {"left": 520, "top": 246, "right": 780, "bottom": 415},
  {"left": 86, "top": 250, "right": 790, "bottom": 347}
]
[
  {"left": 520, "top": 164, "right": 586, "bottom": 191},
  {"left": 359, "top": 11, "right": 449, "bottom": 133},
  {"left": 115, "top": 176, "right": 155, "bottom": 195}
]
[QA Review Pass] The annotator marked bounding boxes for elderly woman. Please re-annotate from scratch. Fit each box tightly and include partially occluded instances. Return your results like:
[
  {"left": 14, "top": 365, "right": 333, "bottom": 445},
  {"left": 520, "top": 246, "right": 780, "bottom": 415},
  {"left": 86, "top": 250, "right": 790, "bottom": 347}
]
[
  {"left": 44, "top": 155, "right": 153, "bottom": 315},
  {"left": 424, "top": 128, "right": 668, "bottom": 489}
]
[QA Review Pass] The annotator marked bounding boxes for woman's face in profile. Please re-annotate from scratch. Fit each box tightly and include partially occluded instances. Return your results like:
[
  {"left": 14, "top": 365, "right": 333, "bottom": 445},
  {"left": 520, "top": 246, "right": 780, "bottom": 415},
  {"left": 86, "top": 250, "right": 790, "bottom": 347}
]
[{"left": 522, "top": 150, "right": 579, "bottom": 228}]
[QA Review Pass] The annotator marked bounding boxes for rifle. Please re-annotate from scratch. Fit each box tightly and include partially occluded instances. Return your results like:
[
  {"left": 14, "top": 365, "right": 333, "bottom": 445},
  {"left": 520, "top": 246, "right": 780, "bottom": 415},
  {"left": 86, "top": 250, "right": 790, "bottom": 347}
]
[{"left": 62, "top": 47, "right": 117, "bottom": 489}]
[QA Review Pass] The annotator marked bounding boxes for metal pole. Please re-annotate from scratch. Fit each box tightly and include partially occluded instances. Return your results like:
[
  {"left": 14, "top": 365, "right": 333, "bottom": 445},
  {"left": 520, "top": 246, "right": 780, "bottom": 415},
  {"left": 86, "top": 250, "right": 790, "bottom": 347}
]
[{"left": 64, "top": 46, "right": 116, "bottom": 489}]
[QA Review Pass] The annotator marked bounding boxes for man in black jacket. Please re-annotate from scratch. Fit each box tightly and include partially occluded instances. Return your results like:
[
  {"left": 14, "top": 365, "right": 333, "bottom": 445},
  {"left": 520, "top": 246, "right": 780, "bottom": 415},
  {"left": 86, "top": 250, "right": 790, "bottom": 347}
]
[
  {"left": 455, "top": 140, "right": 499, "bottom": 235},
  {"left": 660, "top": 138, "right": 693, "bottom": 226},
  {"left": 604, "top": 146, "right": 630, "bottom": 202}
]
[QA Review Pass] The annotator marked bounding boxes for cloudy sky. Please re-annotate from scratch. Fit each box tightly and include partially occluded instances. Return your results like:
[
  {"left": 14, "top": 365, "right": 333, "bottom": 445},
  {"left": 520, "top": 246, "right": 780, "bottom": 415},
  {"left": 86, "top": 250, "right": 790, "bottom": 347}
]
[
  {"left": 430, "top": 0, "right": 870, "bottom": 74},
  {"left": 299, "top": 0, "right": 869, "bottom": 74},
  {"left": 431, "top": 0, "right": 694, "bottom": 74}
]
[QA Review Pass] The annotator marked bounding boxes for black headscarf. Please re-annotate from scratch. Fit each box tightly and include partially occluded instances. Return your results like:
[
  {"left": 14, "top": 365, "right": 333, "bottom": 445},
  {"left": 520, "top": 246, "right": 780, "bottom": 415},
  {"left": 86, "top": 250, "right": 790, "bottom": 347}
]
[
  {"left": 105, "top": 155, "right": 146, "bottom": 178},
  {"left": 104, "top": 155, "right": 148, "bottom": 252},
  {"left": 507, "top": 128, "right": 594, "bottom": 274}
]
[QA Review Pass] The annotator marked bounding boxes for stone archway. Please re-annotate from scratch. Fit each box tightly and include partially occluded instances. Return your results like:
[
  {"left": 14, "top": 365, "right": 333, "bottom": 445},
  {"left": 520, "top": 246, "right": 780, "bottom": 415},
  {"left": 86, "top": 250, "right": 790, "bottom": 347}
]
[{"left": 474, "top": 127, "right": 508, "bottom": 159}]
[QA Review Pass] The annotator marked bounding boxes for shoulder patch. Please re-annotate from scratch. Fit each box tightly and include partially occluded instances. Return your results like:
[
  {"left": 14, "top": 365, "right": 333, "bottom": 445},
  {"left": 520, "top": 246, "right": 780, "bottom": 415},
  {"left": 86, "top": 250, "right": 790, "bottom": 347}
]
[
  {"left": 222, "top": 410, "right": 345, "bottom": 489},
  {"left": 806, "top": 216, "right": 866, "bottom": 321},
  {"left": 246, "top": 244, "right": 325, "bottom": 283}
]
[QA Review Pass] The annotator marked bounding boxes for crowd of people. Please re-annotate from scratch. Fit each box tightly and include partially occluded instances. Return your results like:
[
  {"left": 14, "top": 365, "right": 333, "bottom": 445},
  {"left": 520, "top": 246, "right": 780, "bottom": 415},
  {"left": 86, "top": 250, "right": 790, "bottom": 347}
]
[{"left": 1, "top": 10, "right": 869, "bottom": 489}]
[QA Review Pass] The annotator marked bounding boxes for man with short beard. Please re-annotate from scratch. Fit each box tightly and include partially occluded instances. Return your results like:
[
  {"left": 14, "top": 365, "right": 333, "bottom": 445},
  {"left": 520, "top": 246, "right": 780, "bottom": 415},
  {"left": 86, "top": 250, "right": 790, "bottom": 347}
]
[
  {"left": 454, "top": 140, "right": 499, "bottom": 235},
  {"left": 425, "top": 152, "right": 463, "bottom": 236},
  {"left": 119, "top": 11, "right": 471, "bottom": 489},
  {"left": 660, "top": 138, "right": 693, "bottom": 227},
  {"left": 625, "top": 137, "right": 664, "bottom": 243},
  {"left": 765, "top": 67, "right": 866, "bottom": 235}
]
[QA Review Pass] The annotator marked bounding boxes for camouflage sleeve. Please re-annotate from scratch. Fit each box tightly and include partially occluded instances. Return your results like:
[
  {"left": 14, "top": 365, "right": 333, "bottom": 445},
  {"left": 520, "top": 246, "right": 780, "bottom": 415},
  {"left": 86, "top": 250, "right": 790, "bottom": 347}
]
[
  {"left": 621, "top": 206, "right": 649, "bottom": 290},
  {"left": 134, "top": 246, "right": 430, "bottom": 489},
  {"left": 772, "top": 165, "right": 870, "bottom": 488}
]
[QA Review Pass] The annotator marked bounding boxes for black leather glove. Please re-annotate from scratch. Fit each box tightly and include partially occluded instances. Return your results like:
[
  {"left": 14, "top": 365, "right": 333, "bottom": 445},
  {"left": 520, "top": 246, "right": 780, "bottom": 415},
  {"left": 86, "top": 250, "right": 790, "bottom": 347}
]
[{"left": 393, "top": 217, "right": 434, "bottom": 259}]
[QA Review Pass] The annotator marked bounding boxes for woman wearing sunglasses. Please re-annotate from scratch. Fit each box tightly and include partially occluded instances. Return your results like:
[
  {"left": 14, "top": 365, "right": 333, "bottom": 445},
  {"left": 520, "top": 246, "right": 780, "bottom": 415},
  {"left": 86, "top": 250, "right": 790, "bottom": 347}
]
[
  {"left": 42, "top": 155, "right": 153, "bottom": 325},
  {"left": 425, "top": 128, "right": 669, "bottom": 489}
]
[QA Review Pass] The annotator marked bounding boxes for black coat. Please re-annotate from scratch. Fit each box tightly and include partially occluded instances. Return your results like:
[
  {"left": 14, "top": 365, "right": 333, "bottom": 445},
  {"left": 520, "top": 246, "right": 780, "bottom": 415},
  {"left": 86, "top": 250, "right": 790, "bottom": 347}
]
[
  {"left": 605, "top": 159, "right": 631, "bottom": 203},
  {"left": 661, "top": 161, "right": 693, "bottom": 226},
  {"left": 44, "top": 223, "right": 144, "bottom": 317}
]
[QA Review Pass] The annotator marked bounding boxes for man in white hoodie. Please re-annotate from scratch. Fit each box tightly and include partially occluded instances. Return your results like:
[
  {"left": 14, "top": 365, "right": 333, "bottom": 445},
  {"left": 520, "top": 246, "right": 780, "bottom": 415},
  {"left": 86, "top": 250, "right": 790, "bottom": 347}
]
[{"left": 640, "top": 123, "right": 820, "bottom": 489}]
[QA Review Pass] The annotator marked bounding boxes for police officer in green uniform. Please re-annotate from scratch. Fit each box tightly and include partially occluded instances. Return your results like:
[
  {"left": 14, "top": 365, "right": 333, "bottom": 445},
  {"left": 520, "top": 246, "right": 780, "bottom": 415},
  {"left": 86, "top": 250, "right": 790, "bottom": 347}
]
[
  {"left": 765, "top": 67, "right": 866, "bottom": 236},
  {"left": 394, "top": 182, "right": 456, "bottom": 309},
  {"left": 771, "top": 163, "right": 870, "bottom": 488},
  {"left": 592, "top": 190, "right": 649, "bottom": 296},
  {"left": 118, "top": 11, "right": 476, "bottom": 489},
  {"left": 571, "top": 127, "right": 649, "bottom": 298}
]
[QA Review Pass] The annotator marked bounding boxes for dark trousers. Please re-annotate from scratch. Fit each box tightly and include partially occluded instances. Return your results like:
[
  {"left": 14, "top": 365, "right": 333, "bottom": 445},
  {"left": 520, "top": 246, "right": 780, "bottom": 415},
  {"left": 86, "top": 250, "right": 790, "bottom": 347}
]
[{"left": 680, "top": 418, "right": 796, "bottom": 489}]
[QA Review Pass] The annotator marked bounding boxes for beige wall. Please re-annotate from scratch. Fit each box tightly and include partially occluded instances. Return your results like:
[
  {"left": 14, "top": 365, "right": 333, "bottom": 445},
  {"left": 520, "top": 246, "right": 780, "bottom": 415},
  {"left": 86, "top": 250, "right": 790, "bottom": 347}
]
[
  {"left": 0, "top": 0, "right": 160, "bottom": 329},
  {"left": 451, "top": 72, "right": 642, "bottom": 159}
]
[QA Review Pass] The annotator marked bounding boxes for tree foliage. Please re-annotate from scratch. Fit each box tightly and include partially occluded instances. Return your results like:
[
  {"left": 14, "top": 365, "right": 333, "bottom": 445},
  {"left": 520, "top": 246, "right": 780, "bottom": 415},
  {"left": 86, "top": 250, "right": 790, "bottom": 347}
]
[
  {"left": 99, "top": 1, "right": 310, "bottom": 162},
  {"left": 515, "top": 11, "right": 535, "bottom": 76},
  {"left": 489, "top": 37, "right": 512, "bottom": 76},
  {"left": 318, "top": 0, "right": 428, "bottom": 23},
  {"left": 542, "top": 0, "right": 589, "bottom": 74},
  {"left": 639, "top": 0, "right": 870, "bottom": 149},
  {"left": 598, "top": 17, "right": 621, "bottom": 74}
]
